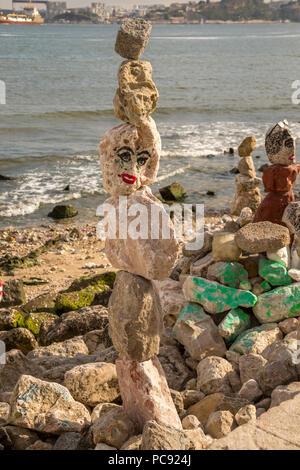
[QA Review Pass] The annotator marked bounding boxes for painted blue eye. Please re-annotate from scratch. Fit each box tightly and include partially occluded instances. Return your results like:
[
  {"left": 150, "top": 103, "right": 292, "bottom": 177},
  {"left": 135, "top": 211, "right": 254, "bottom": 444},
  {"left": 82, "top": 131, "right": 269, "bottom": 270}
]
[{"left": 285, "top": 139, "right": 294, "bottom": 149}]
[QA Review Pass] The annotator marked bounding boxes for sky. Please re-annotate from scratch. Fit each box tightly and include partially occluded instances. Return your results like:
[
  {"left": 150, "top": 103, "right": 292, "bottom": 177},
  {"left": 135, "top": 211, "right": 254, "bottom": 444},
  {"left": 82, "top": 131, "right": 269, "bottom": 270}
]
[{"left": 0, "top": 0, "right": 174, "bottom": 9}]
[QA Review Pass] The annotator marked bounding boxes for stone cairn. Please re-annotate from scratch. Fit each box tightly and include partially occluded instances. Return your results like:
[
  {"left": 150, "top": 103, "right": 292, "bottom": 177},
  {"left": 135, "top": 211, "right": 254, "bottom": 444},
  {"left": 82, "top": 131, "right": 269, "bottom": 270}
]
[
  {"left": 99, "top": 18, "right": 182, "bottom": 432},
  {"left": 231, "top": 136, "right": 262, "bottom": 216}
]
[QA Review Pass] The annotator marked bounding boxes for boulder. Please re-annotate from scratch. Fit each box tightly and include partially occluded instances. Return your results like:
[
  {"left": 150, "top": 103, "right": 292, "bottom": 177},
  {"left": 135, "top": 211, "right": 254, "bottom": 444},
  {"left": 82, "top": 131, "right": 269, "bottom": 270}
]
[
  {"left": 115, "top": 18, "right": 152, "bottom": 60},
  {"left": 48, "top": 205, "right": 78, "bottom": 219},
  {"left": 258, "top": 360, "right": 298, "bottom": 396},
  {"left": 238, "top": 379, "right": 263, "bottom": 402},
  {"left": 120, "top": 435, "right": 142, "bottom": 450},
  {"left": 218, "top": 308, "right": 251, "bottom": 343},
  {"left": 212, "top": 232, "right": 242, "bottom": 262},
  {"left": 182, "top": 231, "right": 213, "bottom": 258},
  {"left": 0, "top": 328, "right": 38, "bottom": 355},
  {"left": 183, "top": 276, "right": 257, "bottom": 314},
  {"left": 258, "top": 258, "right": 291, "bottom": 286},
  {"left": 230, "top": 324, "right": 282, "bottom": 355},
  {"left": 282, "top": 202, "right": 300, "bottom": 234},
  {"left": 141, "top": 420, "right": 194, "bottom": 450},
  {"left": 235, "top": 222, "right": 290, "bottom": 253},
  {"left": 153, "top": 279, "right": 186, "bottom": 327},
  {"left": 253, "top": 283, "right": 300, "bottom": 323},
  {"left": 114, "top": 60, "right": 159, "bottom": 127},
  {"left": 92, "top": 406, "right": 136, "bottom": 449},
  {"left": 279, "top": 318, "right": 299, "bottom": 335},
  {"left": 206, "top": 410, "right": 234, "bottom": 438},
  {"left": 207, "top": 262, "right": 248, "bottom": 288},
  {"left": 9, "top": 375, "right": 91, "bottom": 434},
  {"left": 27, "top": 336, "right": 89, "bottom": 359},
  {"left": 64, "top": 362, "right": 119, "bottom": 407},
  {"left": 196, "top": 356, "right": 234, "bottom": 395},
  {"left": 235, "top": 404, "right": 256, "bottom": 425},
  {"left": 116, "top": 355, "right": 182, "bottom": 432},
  {"left": 238, "top": 157, "right": 256, "bottom": 178},
  {"left": 190, "top": 253, "right": 214, "bottom": 277},
  {"left": 173, "top": 302, "right": 226, "bottom": 361},
  {"left": 239, "top": 353, "right": 268, "bottom": 384},
  {"left": 53, "top": 432, "right": 81, "bottom": 451},
  {"left": 270, "top": 382, "right": 300, "bottom": 408},
  {"left": 182, "top": 415, "right": 202, "bottom": 430},
  {"left": 1, "top": 280, "right": 26, "bottom": 307},
  {"left": 108, "top": 271, "right": 163, "bottom": 361},
  {"left": 0, "top": 350, "right": 45, "bottom": 395},
  {"left": 159, "top": 182, "right": 186, "bottom": 202},
  {"left": 238, "top": 136, "right": 256, "bottom": 157},
  {"left": 158, "top": 344, "right": 194, "bottom": 391},
  {"left": 181, "top": 390, "right": 205, "bottom": 409},
  {"left": 0, "top": 403, "right": 10, "bottom": 425},
  {"left": 267, "top": 246, "right": 290, "bottom": 268}
]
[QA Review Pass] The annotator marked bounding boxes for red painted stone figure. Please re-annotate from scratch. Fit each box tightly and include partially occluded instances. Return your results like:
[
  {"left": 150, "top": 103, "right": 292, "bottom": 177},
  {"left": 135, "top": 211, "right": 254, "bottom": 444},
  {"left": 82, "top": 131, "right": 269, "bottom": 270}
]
[{"left": 254, "top": 121, "right": 300, "bottom": 226}]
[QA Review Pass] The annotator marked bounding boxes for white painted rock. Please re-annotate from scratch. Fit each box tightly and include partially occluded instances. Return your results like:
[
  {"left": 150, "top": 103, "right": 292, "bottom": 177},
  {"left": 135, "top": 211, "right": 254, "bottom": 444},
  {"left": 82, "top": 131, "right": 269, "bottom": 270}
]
[
  {"left": 267, "top": 246, "right": 290, "bottom": 268},
  {"left": 9, "top": 375, "right": 91, "bottom": 434},
  {"left": 103, "top": 186, "right": 179, "bottom": 280},
  {"left": 288, "top": 269, "right": 300, "bottom": 282}
]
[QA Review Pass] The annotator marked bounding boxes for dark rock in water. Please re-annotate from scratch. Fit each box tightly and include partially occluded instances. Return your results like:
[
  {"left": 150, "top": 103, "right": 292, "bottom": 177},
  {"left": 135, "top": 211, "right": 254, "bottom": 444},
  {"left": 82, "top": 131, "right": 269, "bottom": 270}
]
[
  {"left": 255, "top": 155, "right": 261, "bottom": 159},
  {"left": 229, "top": 148, "right": 234, "bottom": 155},
  {"left": 159, "top": 182, "right": 186, "bottom": 201},
  {"left": 1, "top": 280, "right": 26, "bottom": 307},
  {"left": 206, "top": 190, "right": 215, "bottom": 196},
  {"left": 47, "top": 205, "right": 78, "bottom": 219},
  {"left": 259, "top": 163, "right": 269, "bottom": 173},
  {"left": 206, "top": 154, "right": 215, "bottom": 158},
  {"left": 0, "top": 174, "right": 15, "bottom": 181},
  {"left": 230, "top": 167, "right": 239, "bottom": 174},
  {"left": 63, "top": 185, "right": 70, "bottom": 191}
]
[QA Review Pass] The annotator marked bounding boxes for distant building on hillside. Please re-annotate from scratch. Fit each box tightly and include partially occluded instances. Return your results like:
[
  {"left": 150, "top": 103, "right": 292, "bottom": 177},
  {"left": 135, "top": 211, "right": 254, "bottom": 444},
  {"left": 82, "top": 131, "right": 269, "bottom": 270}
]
[
  {"left": 91, "top": 2, "right": 105, "bottom": 16},
  {"left": 47, "top": 1, "right": 67, "bottom": 19}
]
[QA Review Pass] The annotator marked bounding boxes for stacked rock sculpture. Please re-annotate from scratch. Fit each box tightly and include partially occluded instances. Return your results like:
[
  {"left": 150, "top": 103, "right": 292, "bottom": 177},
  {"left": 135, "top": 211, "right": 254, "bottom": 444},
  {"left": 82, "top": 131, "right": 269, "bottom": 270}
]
[
  {"left": 231, "top": 136, "right": 262, "bottom": 216},
  {"left": 254, "top": 121, "right": 300, "bottom": 226},
  {"left": 98, "top": 19, "right": 182, "bottom": 432}
]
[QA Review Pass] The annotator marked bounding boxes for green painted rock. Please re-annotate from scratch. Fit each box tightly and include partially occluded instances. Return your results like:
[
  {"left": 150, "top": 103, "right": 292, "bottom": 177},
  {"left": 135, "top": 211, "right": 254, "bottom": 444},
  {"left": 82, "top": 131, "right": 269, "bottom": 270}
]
[
  {"left": 183, "top": 276, "right": 257, "bottom": 314},
  {"left": 253, "top": 282, "right": 300, "bottom": 323},
  {"left": 218, "top": 308, "right": 251, "bottom": 343},
  {"left": 230, "top": 323, "right": 282, "bottom": 355},
  {"left": 207, "top": 262, "right": 248, "bottom": 288},
  {"left": 259, "top": 258, "right": 291, "bottom": 287},
  {"left": 239, "top": 280, "right": 252, "bottom": 291},
  {"left": 173, "top": 302, "right": 226, "bottom": 360}
]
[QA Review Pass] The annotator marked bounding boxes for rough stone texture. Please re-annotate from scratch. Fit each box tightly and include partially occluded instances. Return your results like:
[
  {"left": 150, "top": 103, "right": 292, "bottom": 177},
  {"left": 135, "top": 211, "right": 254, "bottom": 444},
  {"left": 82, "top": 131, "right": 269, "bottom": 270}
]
[
  {"left": 9, "top": 375, "right": 91, "bottom": 434},
  {"left": 120, "top": 434, "right": 142, "bottom": 450},
  {"left": 209, "top": 393, "right": 300, "bottom": 450},
  {"left": 288, "top": 268, "right": 300, "bottom": 282},
  {"left": 0, "top": 350, "right": 45, "bottom": 395},
  {"left": 116, "top": 355, "right": 182, "bottom": 432},
  {"left": 0, "top": 328, "right": 38, "bottom": 355},
  {"left": 114, "top": 60, "right": 158, "bottom": 127},
  {"left": 237, "top": 207, "right": 254, "bottom": 227},
  {"left": 206, "top": 410, "right": 234, "bottom": 439},
  {"left": 83, "top": 329, "right": 112, "bottom": 354},
  {"left": 238, "top": 157, "right": 256, "bottom": 178},
  {"left": 170, "top": 389, "right": 184, "bottom": 416},
  {"left": 212, "top": 232, "right": 242, "bottom": 262},
  {"left": 53, "top": 432, "right": 81, "bottom": 450},
  {"left": 104, "top": 187, "right": 179, "bottom": 280},
  {"left": 279, "top": 318, "right": 299, "bottom": 335},
  {"left": 183, "top": 276, "right": 257, "bottom": 314},
  {"left": 235, "top": 404, "right": 256, "bottom": 425},
  {"left": 231, "top": 187, "right": 261, "bottom": 217},
  {"left": 235, "top": 221, "right": 290, "bottom": 253},
  {"left": 239, "top": 354, "right": 268, "bottom": 384},
  {"left": 94, "top": 442, "right": 117, "bottom": 450},
  {"left": 43, "top": 305, "right": 108, "bottom": 345},
  {"left": 182, "top": 415, "right": 202, "bottom": 430},
  {"left": 270, "top": 382, "right": 300, "bottom": 408},
  {"left": 141, "top": 420, "right": 204, "bottom": 450},
  {"left": 115, "top": 18, "right": 152, "bottom": 60},
  {"left": 230, "top": 324, "right": 282, "bottom": 355},
  {"left": 173, "top": 302, "right": 226, "bottom": 361},
  {"left": 183, "top": 231, "right": 213, "bottom": 259},
  {"left": 99, "top": 120, "right": 161, "bottom": 196},
  {"left": 91, "top": 403, "right": 120, "bottom": 424},
  {"left": 92, "top": 406, "right": 136, "bottom": 448},
  {"left": 267, "top": 246, "right": 290, "bottom": 268},
  {"left": 108, "top": 271, "right": 163, "bottom": 361},
  {"left": 158, "top": 344, "right": 194, "bottom": 391},
  {"left": 153, "top": 279, "right": 185, "bottom": 327},
  {"left": 258, "top": 360, "right": 298, "bottom": 396},
  {"left": 238, "top": 136, "right": 256, "bottom": 157},
  {"left": 64, "top": 362, "right": 119, "bottom": 407},
  {"left": 181, "top": 390, "right": 205, "bottom": 409},
  {"left": 238, "top": 379, "right": 263, "bottom": 402},
  {"left": 235, "top": 175, "right": 261, "bottom": 191},
  {"left": 0, "top": 403, "right": 10, "bottom": 425},
  {"left": 27, "top": 336, "right": 89, "bottom": 359},
  {"left": 282, "top": 201, "right": 300, "bottom": 234},
  {"left": 218, "top": 308, "right": 251, "bottom": 343},
  {"left": 207, "top": 261, "right": 248, "bottom": 288},
  {"left": 1, "top": 425, "right": 39, "bottom": 450},
  {"left": 190, "top": 253, "right": 213, "bottom": 277},
  {"left": 196, "top": 357, "right": 234, "bottom": 395},
  {"left": 26, "top": 440, "right": 53, "bottom": 450},
  {"left": 1, "top": 280, "right": 26, "bottom": 307},
  {"left": 253, "top": 283, "right": 300, "bottom": 323}
]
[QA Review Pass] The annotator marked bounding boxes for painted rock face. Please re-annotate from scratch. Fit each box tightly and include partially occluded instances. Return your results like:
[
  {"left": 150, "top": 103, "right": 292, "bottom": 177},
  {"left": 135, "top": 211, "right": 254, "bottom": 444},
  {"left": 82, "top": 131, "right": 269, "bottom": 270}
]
[
  {"left": 99, "top": 117, "right": 161, "bottom": 196},
  {"left": 265, "top": 123, "right": 296, "bottom": 166}
]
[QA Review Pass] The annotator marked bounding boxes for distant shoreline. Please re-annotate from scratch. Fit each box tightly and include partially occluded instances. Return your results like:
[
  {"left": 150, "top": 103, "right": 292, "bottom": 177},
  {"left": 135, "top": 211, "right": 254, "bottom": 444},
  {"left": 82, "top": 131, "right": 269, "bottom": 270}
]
[{"left": 45, "top": 19, "right": 292, "bottom": 25}]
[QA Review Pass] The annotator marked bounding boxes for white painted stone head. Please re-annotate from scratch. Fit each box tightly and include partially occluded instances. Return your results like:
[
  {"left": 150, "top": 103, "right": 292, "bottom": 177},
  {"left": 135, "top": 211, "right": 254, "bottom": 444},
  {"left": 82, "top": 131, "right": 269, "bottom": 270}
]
[
  {"left": 99, "top": 116, "right": 161, "bottom": 196},
  {"left": 265, "top": 121, "right": 296, "bottom": 165}
]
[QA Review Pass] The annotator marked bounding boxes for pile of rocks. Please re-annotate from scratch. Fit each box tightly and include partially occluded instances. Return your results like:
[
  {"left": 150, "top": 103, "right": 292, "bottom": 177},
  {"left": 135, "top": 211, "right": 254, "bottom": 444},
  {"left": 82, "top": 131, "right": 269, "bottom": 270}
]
[{"left": 231, "top": 136, "right": 262, "bottom": 216}]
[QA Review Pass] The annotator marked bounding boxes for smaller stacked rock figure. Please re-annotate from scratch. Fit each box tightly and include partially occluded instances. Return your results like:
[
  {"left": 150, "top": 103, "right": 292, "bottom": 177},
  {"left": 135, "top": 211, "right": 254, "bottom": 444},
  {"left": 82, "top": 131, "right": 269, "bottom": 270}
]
[
  {"left": 231, "top": 136, "right": 262, "bottom": 216},
  {"left": 254, "top": 121, "right": 300, "bottom": 226},
  {"left": 99, "top": 19, "right": 182, "bottom": 432}
]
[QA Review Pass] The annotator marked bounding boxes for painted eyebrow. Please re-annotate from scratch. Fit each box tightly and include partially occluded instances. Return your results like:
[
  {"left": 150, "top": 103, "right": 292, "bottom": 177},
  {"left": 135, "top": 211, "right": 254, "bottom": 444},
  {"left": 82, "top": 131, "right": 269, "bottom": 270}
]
[
  {"left": 137, "top": 151, "right": 151, "bottom": 157},
  {"left": 117, "top": 147, "right": 134, "bottom": 153}
]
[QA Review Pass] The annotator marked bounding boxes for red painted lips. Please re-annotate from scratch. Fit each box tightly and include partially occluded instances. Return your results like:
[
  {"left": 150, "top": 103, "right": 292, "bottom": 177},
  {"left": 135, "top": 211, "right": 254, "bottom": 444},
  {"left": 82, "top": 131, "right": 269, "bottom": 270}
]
[{"left": 121, "top": 173, "right": 137, "bottom": 185}]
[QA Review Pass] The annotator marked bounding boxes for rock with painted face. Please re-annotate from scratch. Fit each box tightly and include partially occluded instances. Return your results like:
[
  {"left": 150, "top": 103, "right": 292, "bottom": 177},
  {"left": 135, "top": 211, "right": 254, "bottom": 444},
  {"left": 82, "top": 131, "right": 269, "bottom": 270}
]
[
  {"left": 114, "top": 60, "right": 159, "bottom": 127},
  {"left": 265, "top": 122, "right": 296, "bottom": 165},
  {"left": 102, "top": 186, "right": 179, "bottom": 281},
  {"left": 99, "top": 117, "right": 161, "bottom": 197}
]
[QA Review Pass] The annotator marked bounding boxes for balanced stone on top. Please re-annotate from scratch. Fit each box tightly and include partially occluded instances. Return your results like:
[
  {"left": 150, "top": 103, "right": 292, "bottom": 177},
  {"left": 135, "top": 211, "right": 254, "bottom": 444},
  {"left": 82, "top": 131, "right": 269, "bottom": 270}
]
[
  {"left": 115, "top": 18, "right": 152, "bottom": 60},
  {"left": 114, "top": 60, "right": 159, "bottom": 127},
  {"left": 238, "top": 136, "right": 256, "bottom": 157},
  {"left": 235, "top": 221, "right": 290, "bottom": 253}
]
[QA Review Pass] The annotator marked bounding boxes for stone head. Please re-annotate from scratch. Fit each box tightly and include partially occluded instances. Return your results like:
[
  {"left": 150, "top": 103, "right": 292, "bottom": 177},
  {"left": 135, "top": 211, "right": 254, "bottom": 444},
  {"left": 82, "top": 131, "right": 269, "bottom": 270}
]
[
  {"left": 265, "top": 122, "right": 296, "bottom": 165},
  {"left": 99, "top": 117, "right": 161, "bottom": 196}
]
